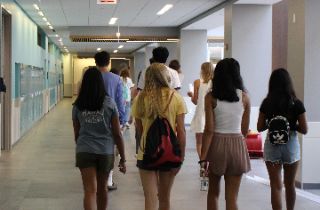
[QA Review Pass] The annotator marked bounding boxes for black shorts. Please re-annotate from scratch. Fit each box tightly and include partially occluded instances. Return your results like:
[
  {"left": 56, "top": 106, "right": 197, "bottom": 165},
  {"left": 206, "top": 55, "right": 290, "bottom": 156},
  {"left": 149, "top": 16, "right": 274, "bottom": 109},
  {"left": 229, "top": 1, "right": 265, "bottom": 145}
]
[
  {"left": 137, "top": 160, "right": 182, "bottom": 171},
  {"left": 76, "top": 152, "right": 114, "bottom": 172}
]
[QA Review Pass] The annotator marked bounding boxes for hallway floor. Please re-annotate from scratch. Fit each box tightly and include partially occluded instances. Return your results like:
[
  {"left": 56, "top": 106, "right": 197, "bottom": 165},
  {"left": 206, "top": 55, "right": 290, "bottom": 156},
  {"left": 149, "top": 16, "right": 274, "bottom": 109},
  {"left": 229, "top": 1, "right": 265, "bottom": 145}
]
[{"left": 0, "top": 99, "right": 320, "bottom": 210}]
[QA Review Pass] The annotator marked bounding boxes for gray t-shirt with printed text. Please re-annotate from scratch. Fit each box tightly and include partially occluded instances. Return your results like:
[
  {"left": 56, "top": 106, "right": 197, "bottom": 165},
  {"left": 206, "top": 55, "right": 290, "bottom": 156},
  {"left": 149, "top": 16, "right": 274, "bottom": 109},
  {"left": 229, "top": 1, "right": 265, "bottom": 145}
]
[{"left": 72, "top": 97, "right": 118, "bottom": 155}]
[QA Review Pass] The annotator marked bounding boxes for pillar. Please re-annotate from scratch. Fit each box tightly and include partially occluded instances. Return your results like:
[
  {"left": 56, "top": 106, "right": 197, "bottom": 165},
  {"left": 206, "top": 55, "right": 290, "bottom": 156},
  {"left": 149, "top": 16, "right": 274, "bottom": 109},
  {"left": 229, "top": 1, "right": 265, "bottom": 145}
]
[
  {"left": 62, "top": 54, "right": 73, "bottom": 97},
  {"left": 287, "top": 0, "right": 320, "bottom": 189},
  {"left": 180, "top": 30, "right": 208, "bottom": 95}
]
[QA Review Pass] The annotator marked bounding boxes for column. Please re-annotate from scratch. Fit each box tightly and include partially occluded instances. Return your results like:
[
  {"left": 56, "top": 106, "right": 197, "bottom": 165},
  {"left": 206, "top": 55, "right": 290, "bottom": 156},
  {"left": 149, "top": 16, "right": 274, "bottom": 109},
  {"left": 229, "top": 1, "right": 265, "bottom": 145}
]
[
  {"left": 133, "top": 52, "right": 146, "bottom": 84},
  {"left": 180, "top": 29, "right": 208, "bottom": 95},
  {"left": 287, "top": 0, "right": 320, "bottom": 189},
  {"left": 224, "top": 4, "right": 272, "bottom": 132}
]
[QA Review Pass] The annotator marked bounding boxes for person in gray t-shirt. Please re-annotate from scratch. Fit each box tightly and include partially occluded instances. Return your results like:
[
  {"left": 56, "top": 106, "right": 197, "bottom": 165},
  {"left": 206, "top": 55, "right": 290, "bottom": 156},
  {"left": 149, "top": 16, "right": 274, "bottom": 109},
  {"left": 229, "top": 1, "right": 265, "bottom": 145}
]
[{"left": 72, "top": 67, "right": 126, "bottom": 210}]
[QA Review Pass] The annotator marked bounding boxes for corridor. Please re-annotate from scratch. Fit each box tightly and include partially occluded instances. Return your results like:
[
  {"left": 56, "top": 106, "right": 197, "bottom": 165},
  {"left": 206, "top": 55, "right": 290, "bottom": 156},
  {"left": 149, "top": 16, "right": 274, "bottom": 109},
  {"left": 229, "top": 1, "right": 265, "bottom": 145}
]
[{"left": 0, "top": 99, "right": 319, "bottom": 210}]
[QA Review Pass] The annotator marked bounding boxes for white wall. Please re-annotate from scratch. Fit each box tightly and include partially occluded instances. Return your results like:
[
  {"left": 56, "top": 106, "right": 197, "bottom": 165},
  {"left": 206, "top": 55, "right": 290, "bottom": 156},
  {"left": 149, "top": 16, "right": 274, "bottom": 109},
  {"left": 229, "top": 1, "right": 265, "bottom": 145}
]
[
  {"left": 73, "top": 58, "right": 96, "bottom": 95},
  {"left": 180, "top": 30, "right": 208, "bottom": 96}
]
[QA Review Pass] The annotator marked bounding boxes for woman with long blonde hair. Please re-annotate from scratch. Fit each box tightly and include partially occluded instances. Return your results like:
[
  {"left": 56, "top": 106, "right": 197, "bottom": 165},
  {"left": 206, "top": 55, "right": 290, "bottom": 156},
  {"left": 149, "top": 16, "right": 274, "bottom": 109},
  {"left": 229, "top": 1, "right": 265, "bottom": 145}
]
[
  {"left": 188, "top": 62, "right": 214, "bottom": 158},
  {"left": 132, "top": 63, "right": 187, "bottom": 210}
]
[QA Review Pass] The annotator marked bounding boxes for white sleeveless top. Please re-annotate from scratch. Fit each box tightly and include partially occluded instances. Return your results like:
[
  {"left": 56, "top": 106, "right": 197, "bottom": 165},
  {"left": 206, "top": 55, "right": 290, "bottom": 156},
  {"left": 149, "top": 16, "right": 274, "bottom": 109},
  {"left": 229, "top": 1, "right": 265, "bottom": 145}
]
[{"left": 214, "top": 89, "right": 244, "bottom": 134}]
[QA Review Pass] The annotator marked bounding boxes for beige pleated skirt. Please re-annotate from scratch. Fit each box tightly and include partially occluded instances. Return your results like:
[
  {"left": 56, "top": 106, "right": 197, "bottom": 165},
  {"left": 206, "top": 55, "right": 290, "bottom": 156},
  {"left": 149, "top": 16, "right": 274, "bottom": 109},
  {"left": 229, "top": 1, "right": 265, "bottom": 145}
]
[{"left": 206, "top": 133, "right": 251, "bottom": 176}]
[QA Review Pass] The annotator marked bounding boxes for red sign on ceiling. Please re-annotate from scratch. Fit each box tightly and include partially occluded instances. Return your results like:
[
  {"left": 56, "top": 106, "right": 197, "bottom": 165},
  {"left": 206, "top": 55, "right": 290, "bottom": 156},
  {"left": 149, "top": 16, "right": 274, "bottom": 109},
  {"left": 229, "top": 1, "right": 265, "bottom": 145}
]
[{"left": 97, "top": 0, "right": 117, "bottom": 4}]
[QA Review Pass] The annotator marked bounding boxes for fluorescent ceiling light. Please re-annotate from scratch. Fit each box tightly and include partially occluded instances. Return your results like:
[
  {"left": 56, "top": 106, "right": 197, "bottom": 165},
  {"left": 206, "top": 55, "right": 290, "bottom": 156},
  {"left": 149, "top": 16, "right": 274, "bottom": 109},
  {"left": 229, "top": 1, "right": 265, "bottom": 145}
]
[
  {"left": 113, "top": 50, "right": 118, "bottom": 53},
  {"left": 58, "top": 38, "right": 63, "bottom": 42},
  {"left": 33, "top": 4, "right": 40, "bottom": 10},
  {"left": 46, "top": 22, "right": 51, "bottom": 26},
  {"left": 126, "top": 40, "right": 178, "bottom": 43},
  {"left": 55, "top": 34, "right": 59, "bottom": 37},
  {"left": 118, "top": 45, "right": 124, "bottom": 49},
  {"left": 49, "top": 25, "right": 54, "bottom": 30},
  {"left": 91, "top": 38, "right": 129, "bottom": 41},
  {"left": 97, "top": 48, "right": 101, "bottom": 51},
  {"left": 157, "top": 4, "right": 173, "bottom": 15},
  {"left": 109, "top": 17, "right": 118, "bottom": 25},
  {"left": 42, "top": 17, "right": 47, "bottom": 22},
  {"left": 38, "top": 11, "right": 44, "bottom": 17},
  {"left": 167, "top": 38, "right": 179, "bottom": 41}
]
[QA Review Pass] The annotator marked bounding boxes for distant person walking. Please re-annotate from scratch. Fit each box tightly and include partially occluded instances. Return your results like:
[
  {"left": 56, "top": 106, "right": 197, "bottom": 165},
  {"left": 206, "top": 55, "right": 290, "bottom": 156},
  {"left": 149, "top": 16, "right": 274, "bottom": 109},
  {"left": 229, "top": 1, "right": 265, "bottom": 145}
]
[
  {"left": 257, "top": 68, "right": 307, "bottom": 210},
  {"left": 72, "top": 67, "right": 126, "bottom": 210},
  {"left": 120, "top": 66, "right": 134, "bottom": 128},
  {"left": 169, "top": 59, "right": 184, "bottom": 84},
  {"left": 95, "top": 51, "right": 125, "bottom": 190},
  {"left": 200, "top": 58, "right": 251, "bottom": 210},
  {"left": 137, "top": 47, "right": 181, "bottom": 91},
  {"left": 188, "top": 62, "right": 214, "bottom": 159}
]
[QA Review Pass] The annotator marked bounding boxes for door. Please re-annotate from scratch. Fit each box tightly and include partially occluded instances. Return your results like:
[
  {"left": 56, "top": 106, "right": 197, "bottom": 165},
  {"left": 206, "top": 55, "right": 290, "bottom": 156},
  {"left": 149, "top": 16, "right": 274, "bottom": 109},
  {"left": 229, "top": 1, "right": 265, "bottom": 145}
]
[{"left": 1, "top": 9, "right": 12, "bottom": 151}]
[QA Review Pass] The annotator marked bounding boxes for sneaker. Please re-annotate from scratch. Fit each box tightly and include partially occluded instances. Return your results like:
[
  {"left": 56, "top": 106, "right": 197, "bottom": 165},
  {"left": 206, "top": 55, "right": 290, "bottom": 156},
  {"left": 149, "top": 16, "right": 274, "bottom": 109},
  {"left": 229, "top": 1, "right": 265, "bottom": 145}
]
[
  {"left": 125, "top": 122, "right": 130, "bottom": 128},
  {"left": 107, "top": 182, "right": 117, "bottom": 191}
]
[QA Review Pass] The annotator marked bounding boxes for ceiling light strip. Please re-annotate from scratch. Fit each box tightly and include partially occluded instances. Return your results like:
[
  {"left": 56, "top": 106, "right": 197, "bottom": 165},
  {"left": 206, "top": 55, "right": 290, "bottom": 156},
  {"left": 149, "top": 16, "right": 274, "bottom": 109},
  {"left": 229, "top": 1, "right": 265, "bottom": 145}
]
[
  {"left": 157, "top": 4, "right": 173, "bottom": 15},
  {"left": 109, "top": 17, "right": 118, "bottom": 25}
]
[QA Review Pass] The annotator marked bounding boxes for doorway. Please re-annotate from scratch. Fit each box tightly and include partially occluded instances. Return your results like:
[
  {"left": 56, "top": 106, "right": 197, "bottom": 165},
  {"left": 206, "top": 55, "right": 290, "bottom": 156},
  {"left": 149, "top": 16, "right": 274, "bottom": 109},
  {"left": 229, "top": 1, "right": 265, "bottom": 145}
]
[{"left": 1, "top": 8, "right": 12, "bottom": 151}]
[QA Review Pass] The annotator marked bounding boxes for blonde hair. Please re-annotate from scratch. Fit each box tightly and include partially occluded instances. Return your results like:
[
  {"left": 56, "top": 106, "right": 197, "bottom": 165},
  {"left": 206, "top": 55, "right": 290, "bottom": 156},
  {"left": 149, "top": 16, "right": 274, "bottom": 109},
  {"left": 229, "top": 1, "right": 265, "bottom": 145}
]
[
  {"left": 200, "top": 62, "right": 214, "bottom": 83},
  {"left": 136, "top": 63, "right": 171, "bottom": 118}
]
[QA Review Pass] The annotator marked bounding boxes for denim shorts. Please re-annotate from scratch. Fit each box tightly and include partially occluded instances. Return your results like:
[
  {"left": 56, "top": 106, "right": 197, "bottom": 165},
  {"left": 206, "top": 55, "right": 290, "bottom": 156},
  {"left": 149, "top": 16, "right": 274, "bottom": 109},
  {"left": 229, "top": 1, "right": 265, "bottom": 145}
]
[{"left": 264, "top": 132, "right": 300, "bottom": 164}]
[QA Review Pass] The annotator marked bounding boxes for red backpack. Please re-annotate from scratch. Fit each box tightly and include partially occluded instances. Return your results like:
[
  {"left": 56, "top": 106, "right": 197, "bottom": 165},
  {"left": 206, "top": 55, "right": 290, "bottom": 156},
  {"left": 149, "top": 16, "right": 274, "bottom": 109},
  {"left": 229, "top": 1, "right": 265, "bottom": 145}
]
[{"left": 141, "top": 92, "right": 182, "bottom": 169}]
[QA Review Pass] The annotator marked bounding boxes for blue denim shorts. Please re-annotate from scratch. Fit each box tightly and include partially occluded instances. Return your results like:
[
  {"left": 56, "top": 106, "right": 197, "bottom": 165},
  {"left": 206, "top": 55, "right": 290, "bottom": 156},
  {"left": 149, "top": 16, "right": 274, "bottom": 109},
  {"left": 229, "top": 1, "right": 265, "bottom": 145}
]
[{"left": 264, "top": 132, "right": 300, "bottom": 164}]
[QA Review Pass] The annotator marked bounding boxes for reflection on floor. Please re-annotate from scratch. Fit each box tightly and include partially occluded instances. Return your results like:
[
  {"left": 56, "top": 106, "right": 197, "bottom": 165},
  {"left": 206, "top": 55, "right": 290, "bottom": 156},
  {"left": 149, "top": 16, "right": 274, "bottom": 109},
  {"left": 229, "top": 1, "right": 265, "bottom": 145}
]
[{"left": 0, "top": 99, "right": 320, "bottom": 210}]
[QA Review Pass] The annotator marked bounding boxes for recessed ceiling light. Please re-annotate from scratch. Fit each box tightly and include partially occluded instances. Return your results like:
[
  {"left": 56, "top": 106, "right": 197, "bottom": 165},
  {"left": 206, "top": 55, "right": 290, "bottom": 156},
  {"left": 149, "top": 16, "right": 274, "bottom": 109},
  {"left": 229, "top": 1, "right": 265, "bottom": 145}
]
[
  {"left": 97, "top": 48, "right": 101, "bottom": 51},
  {"left": 38, "top": 11, "right": 44, "bottom": 17},
  {"left": 157, "top": 4, "right": 173, "bottom": 15},
  {"left": 109, "top": 17, "right": 118, "bottom": 25},
  {"left": 55, "top": 34, "right": 59, "bottom": 37},
  {"left": 49, "top": 25, "right": 53, "bottom": 30},
  {"left": 118, "top": 45, "right": 124, "bottom": 49},
  {"left": 46, "top": 22, "right": 51, "bottom": 26},
  {"left": 113, "top": 50, "right": 118, "bottom": 53},
  {"left": 58, "top": 38, "right": 62, "bottom": 42},
  {"left": 33, "top": 4, "right": 40, "bottom": 10},
  {"left": 42, "top": 17, "right": 47, "bottom": 22}
]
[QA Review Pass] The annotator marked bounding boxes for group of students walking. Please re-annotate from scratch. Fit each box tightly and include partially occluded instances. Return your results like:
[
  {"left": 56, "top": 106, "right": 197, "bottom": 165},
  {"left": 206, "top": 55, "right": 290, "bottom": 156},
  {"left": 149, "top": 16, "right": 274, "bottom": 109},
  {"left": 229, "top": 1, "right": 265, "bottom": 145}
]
[{"left": 72, "top": 46, "right": 308, "bottom": 210}]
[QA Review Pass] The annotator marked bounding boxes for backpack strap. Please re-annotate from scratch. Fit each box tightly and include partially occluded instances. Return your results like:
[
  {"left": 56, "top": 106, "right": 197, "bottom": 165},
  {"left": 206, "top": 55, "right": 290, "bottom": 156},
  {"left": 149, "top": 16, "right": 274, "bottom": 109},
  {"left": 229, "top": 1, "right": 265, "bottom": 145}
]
[{"left": 163, "top": 91, "right": 175, "bottom": 113}]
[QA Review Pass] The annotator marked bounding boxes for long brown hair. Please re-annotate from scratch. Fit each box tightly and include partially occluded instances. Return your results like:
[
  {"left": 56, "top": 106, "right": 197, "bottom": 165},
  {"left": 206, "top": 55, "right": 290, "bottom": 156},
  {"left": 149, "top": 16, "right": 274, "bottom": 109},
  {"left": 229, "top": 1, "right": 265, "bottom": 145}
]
[{"left": 136, "top": 63, "right": 171, "bottom": 118}]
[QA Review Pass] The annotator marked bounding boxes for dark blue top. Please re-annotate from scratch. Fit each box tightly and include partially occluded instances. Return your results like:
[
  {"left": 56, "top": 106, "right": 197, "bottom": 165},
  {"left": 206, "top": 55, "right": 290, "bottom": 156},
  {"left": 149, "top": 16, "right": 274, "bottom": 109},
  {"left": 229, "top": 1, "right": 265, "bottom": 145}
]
[{"left": 101, "top": 71, "right": 125, "bottom": 124}]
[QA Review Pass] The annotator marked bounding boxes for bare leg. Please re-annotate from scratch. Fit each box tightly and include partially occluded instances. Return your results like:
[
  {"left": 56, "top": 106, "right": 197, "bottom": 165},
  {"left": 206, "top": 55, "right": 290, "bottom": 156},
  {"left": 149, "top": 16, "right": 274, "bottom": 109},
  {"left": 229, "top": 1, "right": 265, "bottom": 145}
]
[
  {"left": 139, "top": 169, "right": 158, "bottom": 210},
  {"left": 266, "top": 162, "right": 282, "bottom": 210},
  {"left": 80, "top": 167, "right": 97, "bottom": 210},
  {"left": 207, "top": 174, "right": 221, "bottom": 210},
  {"left": 224, "top": 175, "right": 242, "bottom": 210},
  {"left": 196, "top": 133, "right": 203, "bottom": 159},
  {"left": 96, "top": 171, "right": 109, "bottom": 210},
  {"left": 283, "top": 161, "right": 299, "bottom": 210},
  {"left": 158, "top": 171, "right": 176, "bottom": 210}
]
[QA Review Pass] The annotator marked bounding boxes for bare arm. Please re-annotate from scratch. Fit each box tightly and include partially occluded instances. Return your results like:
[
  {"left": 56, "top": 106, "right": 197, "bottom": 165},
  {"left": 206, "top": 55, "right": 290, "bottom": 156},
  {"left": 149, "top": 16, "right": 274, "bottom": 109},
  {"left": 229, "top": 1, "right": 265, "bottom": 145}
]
[
  {"left": 111, "top": 114, "right": 126, "bottom": 173},
  {"left": 191, "top": 80, "right": 200, "bottom": 105},
  {"left": 257, "top": 112, "right": 267, "bottom": 132},
  {"left": 176, "top": 114, "right": 186, "bottom": 161},
  {"left": 241, "top": 93, "right": 251, "bottom": 137},
  {"left": 73, "top": 120, "right": 80, "bottom": 143},
  {"left": 135, "top": 118, "right": 143, "bottom": 141},
  {"left": 296, "top": 113, "right": 308, "bottom": 134},
  {"left": 200, "top": 93, "right": 216, "bottom": 161}
]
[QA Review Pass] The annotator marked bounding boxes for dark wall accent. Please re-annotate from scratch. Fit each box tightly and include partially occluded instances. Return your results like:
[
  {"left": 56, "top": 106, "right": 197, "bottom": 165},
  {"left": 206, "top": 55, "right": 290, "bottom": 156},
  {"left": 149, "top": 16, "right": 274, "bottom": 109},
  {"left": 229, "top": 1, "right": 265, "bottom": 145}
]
[{"left": 272, "top": 0, "right": 288, "bottom": 70}]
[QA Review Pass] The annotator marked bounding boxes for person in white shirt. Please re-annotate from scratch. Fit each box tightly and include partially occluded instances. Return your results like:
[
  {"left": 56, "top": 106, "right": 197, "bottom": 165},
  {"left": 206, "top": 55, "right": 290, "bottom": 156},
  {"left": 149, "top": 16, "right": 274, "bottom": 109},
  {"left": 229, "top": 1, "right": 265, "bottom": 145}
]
[{"left": 137, "top": 47, "right": 181, "bottom": 90}]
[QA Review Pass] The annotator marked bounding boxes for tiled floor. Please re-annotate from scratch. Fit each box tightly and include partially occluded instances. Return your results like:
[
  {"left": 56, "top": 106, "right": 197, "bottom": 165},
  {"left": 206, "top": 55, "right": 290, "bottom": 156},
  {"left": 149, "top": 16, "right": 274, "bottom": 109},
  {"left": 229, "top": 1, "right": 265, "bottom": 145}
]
[{"left": 0, "top": 99, "right": 320, "bottom": 210}]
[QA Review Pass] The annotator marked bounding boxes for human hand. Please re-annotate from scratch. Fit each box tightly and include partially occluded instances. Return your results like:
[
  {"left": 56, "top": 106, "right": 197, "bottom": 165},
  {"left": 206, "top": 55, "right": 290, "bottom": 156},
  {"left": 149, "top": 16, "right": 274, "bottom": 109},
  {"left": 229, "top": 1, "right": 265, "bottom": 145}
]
[
  {"left": 187, "top": 91, "right": 193, "bottom": 97},
  {"left": 118, "top": 160, "right": 126, "bottom": 174},
  {"left": 199, "top": 161, "right": 209, "bottom": 177}
]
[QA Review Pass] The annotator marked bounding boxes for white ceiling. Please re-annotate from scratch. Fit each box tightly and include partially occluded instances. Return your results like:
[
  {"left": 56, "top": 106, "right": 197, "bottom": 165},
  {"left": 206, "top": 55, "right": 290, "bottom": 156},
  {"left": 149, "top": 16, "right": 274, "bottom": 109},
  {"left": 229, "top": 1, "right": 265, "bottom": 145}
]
[{"left": 16, "top": 0, "right": 227, "bottom": 54}]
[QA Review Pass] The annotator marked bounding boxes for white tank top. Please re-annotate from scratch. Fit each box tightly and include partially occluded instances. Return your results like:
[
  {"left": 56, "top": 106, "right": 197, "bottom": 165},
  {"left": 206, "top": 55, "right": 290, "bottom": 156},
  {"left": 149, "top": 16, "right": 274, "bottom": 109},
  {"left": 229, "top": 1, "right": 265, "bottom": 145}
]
[{"left": 214, "top": 89, "right": 244, "bottom": 134}]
